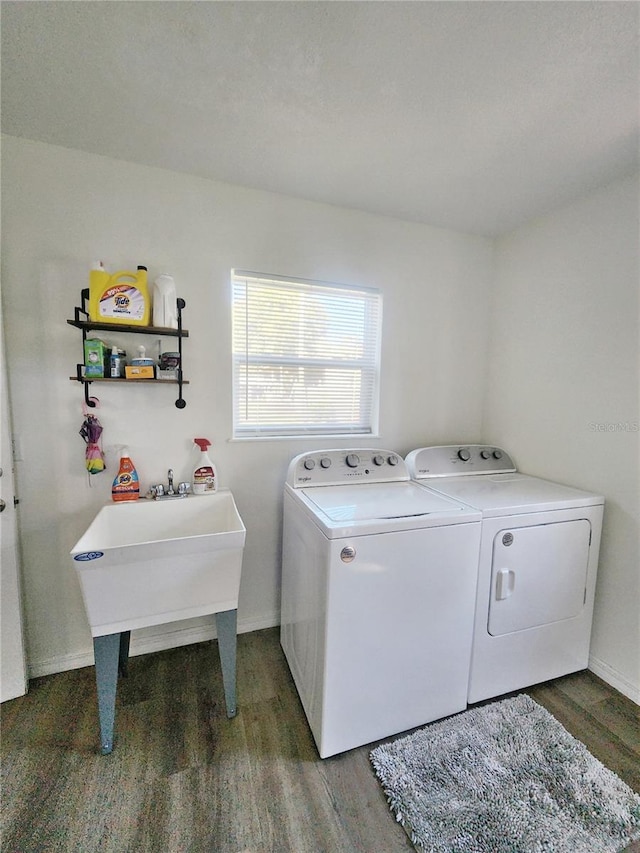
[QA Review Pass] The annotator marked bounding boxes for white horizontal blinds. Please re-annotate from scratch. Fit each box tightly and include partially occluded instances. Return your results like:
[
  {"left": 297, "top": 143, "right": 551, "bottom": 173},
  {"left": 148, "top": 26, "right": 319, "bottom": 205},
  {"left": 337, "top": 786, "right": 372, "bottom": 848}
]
[{"left": 232, "top": 271, "right": 382, "bottom": 437}]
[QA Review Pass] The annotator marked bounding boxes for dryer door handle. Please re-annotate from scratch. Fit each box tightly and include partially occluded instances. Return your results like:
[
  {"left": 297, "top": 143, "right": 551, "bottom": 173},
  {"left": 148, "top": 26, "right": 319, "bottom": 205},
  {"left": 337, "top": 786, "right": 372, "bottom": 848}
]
[{"left": 495, "top": 568, "right": 515, "bottom": 601}]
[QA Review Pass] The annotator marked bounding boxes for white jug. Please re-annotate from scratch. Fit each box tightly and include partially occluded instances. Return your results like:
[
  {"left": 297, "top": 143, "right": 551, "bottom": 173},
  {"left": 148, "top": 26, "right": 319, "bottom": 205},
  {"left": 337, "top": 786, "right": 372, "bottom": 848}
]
[{"left": 152, "top": 274, "right": 178, "bottom": 329}]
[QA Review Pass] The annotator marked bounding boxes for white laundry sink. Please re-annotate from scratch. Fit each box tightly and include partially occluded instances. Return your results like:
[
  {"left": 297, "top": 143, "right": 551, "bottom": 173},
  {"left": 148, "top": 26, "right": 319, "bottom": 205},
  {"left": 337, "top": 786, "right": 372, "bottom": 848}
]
[{"left": 71, "top": 489, "right": 246, "bottom": 637}]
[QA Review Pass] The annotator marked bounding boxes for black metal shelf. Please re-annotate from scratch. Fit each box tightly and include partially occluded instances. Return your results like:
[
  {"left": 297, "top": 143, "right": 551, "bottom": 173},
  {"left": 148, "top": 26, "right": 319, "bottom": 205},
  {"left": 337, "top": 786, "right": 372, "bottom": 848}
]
[
  {"left": 69, "top": 290, "right": 188, "bottom": 408},
  {"left": 70, "top": 376, "right": 190, "bottom": 385},
  {"left": 67, "top": 318, "right": 189, "bottom": 337}
]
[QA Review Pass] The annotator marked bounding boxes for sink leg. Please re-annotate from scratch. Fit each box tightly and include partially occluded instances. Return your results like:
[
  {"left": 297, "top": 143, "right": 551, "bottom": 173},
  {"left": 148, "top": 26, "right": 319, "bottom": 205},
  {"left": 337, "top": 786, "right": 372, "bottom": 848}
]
[
  {"left": 93, "top": 633, "right": 121, "bottom": 754},
  {"left": 214, "top": 609, "right": 237, "bottom": 718},
  {"left": 118, "top": 630, "right": 131, "bottom": 677}
]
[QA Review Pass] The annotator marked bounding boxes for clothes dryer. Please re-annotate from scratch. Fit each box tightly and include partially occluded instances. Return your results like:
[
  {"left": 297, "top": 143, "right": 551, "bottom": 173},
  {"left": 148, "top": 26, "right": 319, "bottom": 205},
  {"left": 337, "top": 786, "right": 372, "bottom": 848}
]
[
  {"left": 280, "top": 448, "right": 482, "bottom": 758},
  {"left": 405, "top": 445, "right": 604, "bottom": 704}
]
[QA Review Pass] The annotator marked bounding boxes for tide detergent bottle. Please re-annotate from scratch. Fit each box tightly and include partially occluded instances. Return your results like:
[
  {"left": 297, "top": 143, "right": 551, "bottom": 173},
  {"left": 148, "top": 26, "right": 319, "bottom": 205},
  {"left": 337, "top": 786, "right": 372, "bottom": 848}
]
[
  {"left": 112, "top": 447, "right": 140, "bottom": 502},
  {"left": 89, "top": 263, "right": 151, "bottom": 326}
]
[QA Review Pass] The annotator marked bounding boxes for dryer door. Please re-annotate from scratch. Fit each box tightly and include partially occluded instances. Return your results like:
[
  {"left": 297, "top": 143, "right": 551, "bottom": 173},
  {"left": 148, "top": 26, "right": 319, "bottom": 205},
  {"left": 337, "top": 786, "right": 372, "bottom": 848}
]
[{"left": 488, "top": 520, "right": 591, "bottom": 636}]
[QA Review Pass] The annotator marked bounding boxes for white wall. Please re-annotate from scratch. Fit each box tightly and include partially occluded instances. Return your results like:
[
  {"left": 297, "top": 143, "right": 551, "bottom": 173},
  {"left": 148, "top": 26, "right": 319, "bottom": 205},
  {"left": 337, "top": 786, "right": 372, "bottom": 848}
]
[
  {"left": 484, "top": 174, "right": 640, "bottom": 702},
  {"left": 1, "top": 136, "right": 493, "bottom": 676}
]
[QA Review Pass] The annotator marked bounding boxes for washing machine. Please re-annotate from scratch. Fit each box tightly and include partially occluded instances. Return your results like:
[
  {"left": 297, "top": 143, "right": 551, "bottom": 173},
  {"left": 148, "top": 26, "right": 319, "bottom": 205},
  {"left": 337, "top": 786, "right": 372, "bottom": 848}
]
[
  {"left": 405, "top": 445, "right": 604, "bottom": 704},
  {"left": 280, "top": 448, "right": 482, "bottom": 758}
]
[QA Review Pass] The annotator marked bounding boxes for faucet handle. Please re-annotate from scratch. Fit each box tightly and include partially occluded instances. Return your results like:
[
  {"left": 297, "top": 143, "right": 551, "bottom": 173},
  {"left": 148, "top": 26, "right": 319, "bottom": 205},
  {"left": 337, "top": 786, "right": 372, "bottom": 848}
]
[{"left": 178, "top": 482, "right": 190, "bottom": 495}]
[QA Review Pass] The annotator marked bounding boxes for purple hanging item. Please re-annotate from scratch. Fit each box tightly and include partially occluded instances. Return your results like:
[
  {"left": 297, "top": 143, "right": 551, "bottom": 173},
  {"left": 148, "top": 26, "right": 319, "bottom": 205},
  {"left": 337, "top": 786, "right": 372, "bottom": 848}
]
[{"left": 79, "top": 412, "right": 105, "bottom": 474}]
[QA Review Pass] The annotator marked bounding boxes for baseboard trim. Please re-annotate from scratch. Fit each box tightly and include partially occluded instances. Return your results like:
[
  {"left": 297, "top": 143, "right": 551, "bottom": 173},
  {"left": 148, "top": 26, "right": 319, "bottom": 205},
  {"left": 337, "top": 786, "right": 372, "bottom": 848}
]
[
  {"left": 588, "top": 654, "right": 640, "bottom": 705},
  {"left": 28, "top": 612, "right": 280, "bottom": 679},
  {"left": 35, "top": 624, "right": 636, "bottom": 707}
]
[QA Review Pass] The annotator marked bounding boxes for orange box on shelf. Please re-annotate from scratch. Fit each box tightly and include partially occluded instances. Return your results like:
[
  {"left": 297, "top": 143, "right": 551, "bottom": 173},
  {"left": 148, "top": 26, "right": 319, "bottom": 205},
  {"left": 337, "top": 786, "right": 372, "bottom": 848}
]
[{"left": 125, "top": 365, "right": 155, "bottom": 380}]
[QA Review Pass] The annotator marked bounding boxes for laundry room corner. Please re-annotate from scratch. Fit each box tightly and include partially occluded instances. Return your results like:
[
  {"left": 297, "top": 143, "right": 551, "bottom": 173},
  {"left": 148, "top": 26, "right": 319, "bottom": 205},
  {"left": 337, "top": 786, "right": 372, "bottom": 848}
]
[{"left": 483, "top": 174, "right": 640, "bottom": 703}]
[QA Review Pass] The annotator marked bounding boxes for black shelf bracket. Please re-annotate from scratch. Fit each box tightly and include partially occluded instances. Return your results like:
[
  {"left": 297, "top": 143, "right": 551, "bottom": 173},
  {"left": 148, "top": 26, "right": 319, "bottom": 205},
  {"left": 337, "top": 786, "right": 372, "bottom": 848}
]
[
  {"left": 76, "top": 364, "right": 97, "bottom": 408},
  {"left": 175, "top": 298, "right": 186, "bottom": 409}
]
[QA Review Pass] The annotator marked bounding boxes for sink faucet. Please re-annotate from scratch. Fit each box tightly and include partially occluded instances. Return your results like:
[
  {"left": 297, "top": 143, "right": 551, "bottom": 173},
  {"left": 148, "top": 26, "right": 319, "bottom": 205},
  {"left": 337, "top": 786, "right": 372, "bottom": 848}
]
[{"left": 147, "top": 469, "right": 190, "bottom": 500}]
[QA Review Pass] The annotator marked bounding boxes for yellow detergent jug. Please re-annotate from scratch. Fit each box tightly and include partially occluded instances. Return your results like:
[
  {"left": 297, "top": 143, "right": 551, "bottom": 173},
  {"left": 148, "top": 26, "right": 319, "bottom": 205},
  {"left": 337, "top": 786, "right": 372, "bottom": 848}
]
[{"left": 88, "top": 264, "right": 151, "bottom": 326}]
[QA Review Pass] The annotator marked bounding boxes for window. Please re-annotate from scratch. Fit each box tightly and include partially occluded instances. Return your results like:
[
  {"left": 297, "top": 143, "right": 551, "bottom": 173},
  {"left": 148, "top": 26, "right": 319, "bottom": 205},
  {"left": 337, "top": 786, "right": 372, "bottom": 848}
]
[{"left": 232, "top": 270, "right": 382, "bottom": 438}]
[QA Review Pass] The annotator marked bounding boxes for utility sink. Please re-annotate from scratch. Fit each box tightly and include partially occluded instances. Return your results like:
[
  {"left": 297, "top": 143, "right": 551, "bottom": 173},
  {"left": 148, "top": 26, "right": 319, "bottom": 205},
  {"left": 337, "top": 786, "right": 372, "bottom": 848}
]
[
  {"left": 70, "top": 489, "right": 246, "bottom": 753},
  {"left": 71, "top": 489, "right": 246, "bottom": 637}
]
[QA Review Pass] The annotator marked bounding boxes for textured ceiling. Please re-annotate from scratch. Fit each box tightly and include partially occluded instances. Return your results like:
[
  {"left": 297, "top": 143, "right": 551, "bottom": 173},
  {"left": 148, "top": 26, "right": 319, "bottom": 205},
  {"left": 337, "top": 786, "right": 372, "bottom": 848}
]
[{"left": 2, "top": 1, "right": 638, "bottom": 236}]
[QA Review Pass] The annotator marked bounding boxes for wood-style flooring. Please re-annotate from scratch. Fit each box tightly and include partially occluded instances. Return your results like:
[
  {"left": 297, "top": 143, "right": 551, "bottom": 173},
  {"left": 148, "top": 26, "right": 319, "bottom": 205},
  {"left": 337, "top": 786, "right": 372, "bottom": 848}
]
[{"left": 2, "top": 627, "right": 639, "bottom": 852}]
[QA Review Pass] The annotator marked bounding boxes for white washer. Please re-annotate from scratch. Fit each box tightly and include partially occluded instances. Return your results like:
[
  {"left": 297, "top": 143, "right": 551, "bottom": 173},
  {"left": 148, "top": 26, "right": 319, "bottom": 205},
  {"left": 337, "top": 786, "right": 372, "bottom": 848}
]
[
  {"left": 405, "top": 445, "right": 604, "bottom": 704},
  {"left": 280, "top": 448, "right": 482, "bottom": 758}
]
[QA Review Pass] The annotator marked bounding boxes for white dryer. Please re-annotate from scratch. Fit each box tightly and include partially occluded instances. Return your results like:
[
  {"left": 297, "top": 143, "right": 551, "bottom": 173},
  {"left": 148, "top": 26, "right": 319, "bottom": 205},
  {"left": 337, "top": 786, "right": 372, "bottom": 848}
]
[
  {"left": 405, "top": 445, "right": 604, "bottom": 704},
  {"left": 280, "top": 448, "right": 482, "bottom": 758}
]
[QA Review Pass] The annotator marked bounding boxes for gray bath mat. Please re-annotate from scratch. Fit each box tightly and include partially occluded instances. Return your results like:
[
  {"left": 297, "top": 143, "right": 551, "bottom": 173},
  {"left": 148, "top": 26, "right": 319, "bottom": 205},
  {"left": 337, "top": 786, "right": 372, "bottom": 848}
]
[{"left": 370, "top": 694, "right": 640, "bottom": 853}]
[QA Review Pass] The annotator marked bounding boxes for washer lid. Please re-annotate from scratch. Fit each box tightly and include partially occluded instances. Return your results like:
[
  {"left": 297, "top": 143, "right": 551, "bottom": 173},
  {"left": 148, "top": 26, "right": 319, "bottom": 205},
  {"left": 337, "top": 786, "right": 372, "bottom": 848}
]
[
  {"left": 424, "top": 473, "right": 604, "bottom": 516},
  {"left": 301, "top": 480, "right": 472, "bottom": 522}
]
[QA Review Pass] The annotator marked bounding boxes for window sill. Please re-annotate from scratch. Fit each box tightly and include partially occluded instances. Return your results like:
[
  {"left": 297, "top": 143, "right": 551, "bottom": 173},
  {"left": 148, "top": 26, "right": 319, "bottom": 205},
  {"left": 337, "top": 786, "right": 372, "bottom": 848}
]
[{"left": 228, "top": 434, "right": 381, "bottom": 443}]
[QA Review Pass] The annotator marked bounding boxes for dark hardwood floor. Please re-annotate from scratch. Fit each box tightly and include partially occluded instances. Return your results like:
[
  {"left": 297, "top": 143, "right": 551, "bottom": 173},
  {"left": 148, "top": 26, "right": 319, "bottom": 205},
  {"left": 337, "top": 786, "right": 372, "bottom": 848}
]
[{"left": 2, "top": 627, "right": 638, "bottom": 852}]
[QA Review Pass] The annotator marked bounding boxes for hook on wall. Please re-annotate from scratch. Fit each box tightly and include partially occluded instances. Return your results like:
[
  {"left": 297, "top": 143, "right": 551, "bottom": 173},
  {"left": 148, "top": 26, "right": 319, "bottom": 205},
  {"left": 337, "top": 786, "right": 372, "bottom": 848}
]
[
  {"left": 75, "top": 364, "right": 97, "bottom": 408},
  {"left": 84, "top": 381, "right": 97, "bottom": 409}
]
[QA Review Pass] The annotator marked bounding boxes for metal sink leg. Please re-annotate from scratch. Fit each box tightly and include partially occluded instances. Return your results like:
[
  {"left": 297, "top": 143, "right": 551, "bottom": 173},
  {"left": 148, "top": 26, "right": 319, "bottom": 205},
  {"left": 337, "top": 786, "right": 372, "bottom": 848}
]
[
  {"left": 93, "top": 633, "right": 120, "bottom": 755},
  {"left": 214, "top": 609, "right": 238, "bottom": 718}
]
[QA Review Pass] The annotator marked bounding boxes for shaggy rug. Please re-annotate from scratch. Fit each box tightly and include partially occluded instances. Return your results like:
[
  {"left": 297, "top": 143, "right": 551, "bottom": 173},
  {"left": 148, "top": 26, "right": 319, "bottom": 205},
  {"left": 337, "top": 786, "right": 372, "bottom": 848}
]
[{"left": 370, "top": 694, "right": 640, "bottom": 853}]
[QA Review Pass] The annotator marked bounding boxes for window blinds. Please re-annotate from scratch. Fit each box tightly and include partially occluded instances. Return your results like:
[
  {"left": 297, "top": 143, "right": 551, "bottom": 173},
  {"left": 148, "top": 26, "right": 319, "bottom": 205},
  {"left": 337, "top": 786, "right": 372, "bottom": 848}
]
[{"left": 232, "top": 271, "right": 382, "bottom": 438}]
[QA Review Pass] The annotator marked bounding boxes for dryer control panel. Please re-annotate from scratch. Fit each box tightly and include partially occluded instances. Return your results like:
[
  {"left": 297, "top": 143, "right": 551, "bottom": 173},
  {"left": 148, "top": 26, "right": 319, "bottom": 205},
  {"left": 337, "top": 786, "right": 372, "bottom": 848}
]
[
  {"left": 287, "top": 449, "right": 409, "bottom": 487},
  {"left": 405, "top": 445, "right": 516, "bottom": 479}
]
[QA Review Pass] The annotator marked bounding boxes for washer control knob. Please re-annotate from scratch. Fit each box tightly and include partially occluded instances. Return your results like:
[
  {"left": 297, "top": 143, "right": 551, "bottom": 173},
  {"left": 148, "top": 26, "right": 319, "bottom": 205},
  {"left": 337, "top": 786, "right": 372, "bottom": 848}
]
[
  {"left": 480, "top": 450, "right": 491, "bottom": 460},
  {"left": 372, "top": 455, "right": 385, "bottom": 466},
  {"left": 320, "top": 457, "right": 332, "bottom": 469},
  {"left": 387, "top": 455, "right": 399, "bottom": 466},
  {"left": 458, "top": 449, "right": 471, "bottom": 462},
  {"left": 303, "top": 459, "right": 315, "bottom": 470},
  {"left": 346, "top": 454, "right": 360, "bottom": 468},
  {"left": 493, "top": 450, "right": 503, "bottom": 460}
]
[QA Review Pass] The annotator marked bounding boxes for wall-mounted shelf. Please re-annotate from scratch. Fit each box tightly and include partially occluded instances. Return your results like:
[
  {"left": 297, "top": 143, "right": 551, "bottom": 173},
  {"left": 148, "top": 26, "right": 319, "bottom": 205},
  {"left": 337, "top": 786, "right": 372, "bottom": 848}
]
[
  {"left": 70, "top": 375, "right": 191, "bottom": 386},
  {"left": 67, "top": 318, "right": 189, "bottom": 337},
  {"left": 68, "top": 289, "right": 189, "bottom": 409}
]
